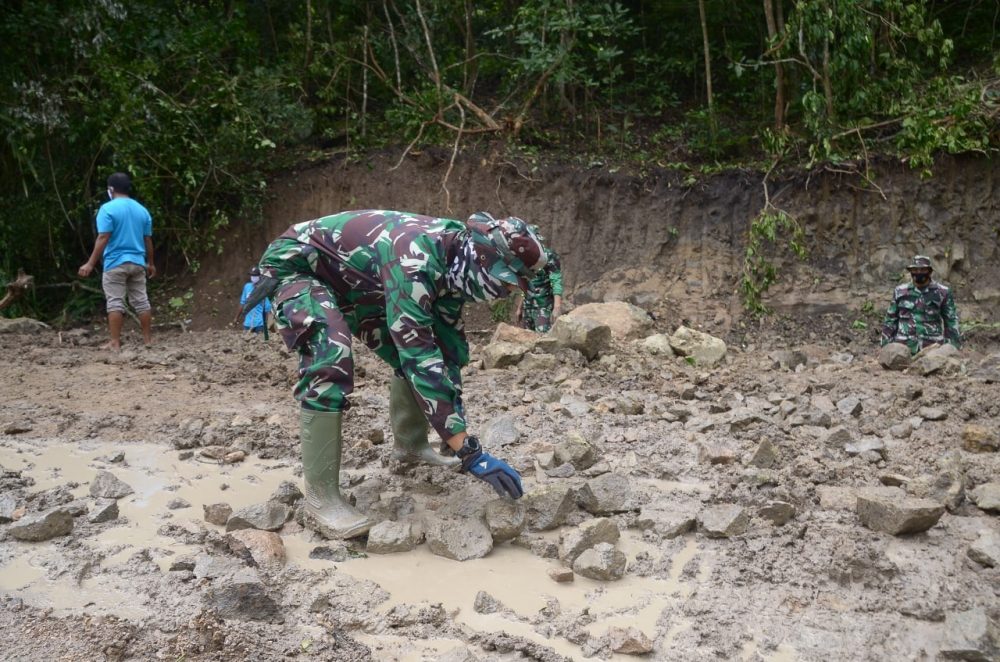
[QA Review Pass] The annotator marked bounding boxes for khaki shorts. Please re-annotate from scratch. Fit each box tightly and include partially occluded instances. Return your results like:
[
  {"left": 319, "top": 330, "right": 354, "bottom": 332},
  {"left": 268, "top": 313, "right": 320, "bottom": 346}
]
[{"left": 102, "top": 263, "right": 151, "bottom": 313}]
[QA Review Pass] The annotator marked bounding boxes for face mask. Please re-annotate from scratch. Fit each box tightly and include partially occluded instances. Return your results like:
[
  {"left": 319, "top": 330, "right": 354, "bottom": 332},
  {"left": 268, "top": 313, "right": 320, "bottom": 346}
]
[
  {"left": 912, "top": 272, "right": 931, "bottom": 287},
  {"left": 250, "top": 275, "right": 260, "bottom": 284}
]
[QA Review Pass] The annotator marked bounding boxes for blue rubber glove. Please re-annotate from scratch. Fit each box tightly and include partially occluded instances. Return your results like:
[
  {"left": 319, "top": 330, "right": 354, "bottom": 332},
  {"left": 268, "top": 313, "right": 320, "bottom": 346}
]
[{"left": 458, "top": 437, "right": 524, "bottom": 499}]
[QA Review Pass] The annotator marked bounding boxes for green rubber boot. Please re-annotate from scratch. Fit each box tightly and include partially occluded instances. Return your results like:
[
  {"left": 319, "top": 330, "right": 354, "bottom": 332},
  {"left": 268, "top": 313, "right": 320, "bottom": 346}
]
[
  {"left": 300, "top": 409, "right": 372, "bottom": 539},
  {"left": 389, "top": 376, "right": 460, "bottom": 469}
]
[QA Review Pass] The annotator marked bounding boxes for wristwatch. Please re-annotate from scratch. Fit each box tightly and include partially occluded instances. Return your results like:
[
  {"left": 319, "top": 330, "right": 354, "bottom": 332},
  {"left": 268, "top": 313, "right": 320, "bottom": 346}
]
[{"left": 456, "top": 435, "right": 482, "bottom": 460}]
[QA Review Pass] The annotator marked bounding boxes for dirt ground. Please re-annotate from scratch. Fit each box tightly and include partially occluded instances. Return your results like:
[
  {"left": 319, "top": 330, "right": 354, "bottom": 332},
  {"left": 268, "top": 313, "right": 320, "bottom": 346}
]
[{"left": 1, "top": 311, "right": 999, "bottom": 661}]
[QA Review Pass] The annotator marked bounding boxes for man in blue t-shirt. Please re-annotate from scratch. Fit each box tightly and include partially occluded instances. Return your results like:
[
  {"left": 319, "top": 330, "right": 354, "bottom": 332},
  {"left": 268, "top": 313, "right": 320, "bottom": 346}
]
[
  {"left": 234, "top": 266, "right": 272, "bottom": 334},
  {"left": 78, "top": 172, "right": 155, "bottom": 351}
]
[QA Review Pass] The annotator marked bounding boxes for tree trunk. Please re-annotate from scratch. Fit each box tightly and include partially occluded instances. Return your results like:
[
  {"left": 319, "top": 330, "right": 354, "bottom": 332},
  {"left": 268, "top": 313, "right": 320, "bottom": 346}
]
[
  {"left": 698, "top": 0, "right": 717, "bottom": 141},
  {"left": 762, "top": 0, "right": 785, "bottom": 131}
]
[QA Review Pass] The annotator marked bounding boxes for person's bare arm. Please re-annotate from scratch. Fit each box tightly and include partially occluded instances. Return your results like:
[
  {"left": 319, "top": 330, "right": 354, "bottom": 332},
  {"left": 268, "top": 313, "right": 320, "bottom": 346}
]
[
  {"left": 144, "top": 236, "right": 156, "bottom": 278},
  {"left": 78, "top": 233, "right": 111, "bottom": 277}
]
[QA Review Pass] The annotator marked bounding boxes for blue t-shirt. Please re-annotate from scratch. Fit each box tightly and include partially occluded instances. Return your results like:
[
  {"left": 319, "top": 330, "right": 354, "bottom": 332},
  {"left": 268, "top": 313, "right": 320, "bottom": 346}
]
[
  {"left": 97, "top": 197, "right": 152, "bottom": 271},
  {"left": 240, "top": 281, "right": 272, "bottom": 329}
]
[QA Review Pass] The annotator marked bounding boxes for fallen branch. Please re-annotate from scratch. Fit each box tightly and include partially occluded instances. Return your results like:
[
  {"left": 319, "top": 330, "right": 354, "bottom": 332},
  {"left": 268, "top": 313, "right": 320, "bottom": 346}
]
[{"left": 0, "top": 270, "right": 34, "bottom": 311}]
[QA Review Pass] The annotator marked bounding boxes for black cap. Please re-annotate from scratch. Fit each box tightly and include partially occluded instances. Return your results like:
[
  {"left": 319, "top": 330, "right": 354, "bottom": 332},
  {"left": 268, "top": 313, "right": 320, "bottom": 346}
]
[
  {"left": 107, "top": 172, "right": 132, "bottom": 194},
  {"left": 249, "top": 266, "right": 261, "bottom": 277}
]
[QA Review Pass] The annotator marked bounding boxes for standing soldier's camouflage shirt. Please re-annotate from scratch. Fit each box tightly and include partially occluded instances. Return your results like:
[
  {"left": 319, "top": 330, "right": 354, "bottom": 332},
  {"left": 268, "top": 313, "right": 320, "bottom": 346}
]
[
  {"left": 880, "top": 281, "right": 961, "bottom": 354},
  {"left": 258, "top": 210, "right": 505, "bottom": 441},
  {"left": 522, "top": 247, "right": 563, "bottom": 332}
]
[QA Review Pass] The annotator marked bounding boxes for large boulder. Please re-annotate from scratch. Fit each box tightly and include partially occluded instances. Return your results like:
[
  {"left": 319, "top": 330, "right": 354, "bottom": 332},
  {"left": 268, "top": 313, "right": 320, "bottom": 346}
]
[
  {"left": 551, "top": 316, "right": 611, "bottom": 360},
  {"left": 878, "top": 343, "right": 911, "bottom": 370},
  {"left": 970, "top": 352, "right": 1000, "bottom": 383},
  {"left": 577, "top": 473, "right": 633, "bottom": 514},
  {"left": 426, "top": 516, "right": 493, "bottom": 561},
  {"left": 490, "top": 322, "right": 542, "bottom": 346},
  {"left": 559, "top": 518, "right": 620, "bottom": 564},
  {"left": 226, "top": 530, "right": 287, "bottom": 568},
  {"left": 553, "top": 432, "right": 598, "bottom": 470},
  {"left": 366, "top": 520, "right": 422, "bottom": 554},
  {"left": 481, "top": 342, "right": 527, "bottom": 369},
  {"left": 0, "top": 317, "right": 50, "bottom": 334},
  {"left": 969, "top": 483, "right": 1000, "bottom": 513},
  {"left": 668, "top": 326, "right": 727, "bottom": 367},
  {"left": 939, "top": 608, "right": 1000, "bottom": 661},
  {"left": 640, "top": 334, "right": 674, "bottom": 357},
  {"left": 483, "top": 499, "right": 525, "bottom": 542},
  {"left": 522, "top": 485, "right": 576, "bottom": 531},
  {"left": 226, "top": 501, "right": 290, "bottom": 532},
  {"left": 572, "top": 542, "right": 627, "bottom": 581},
  {"left": 202, "top": 570, "right": 282, "bottom": 622},
  {"left": 962, "top": 425, "right": 999, "bottom": 453},
  {"left": 856, "top": 491, "right": 944, "bottom": 534},
  {"left": 697, "top": 504, "right": 749, "bottom": 538},
  {"left": 565, "top": 302, "right": 653, "bottom": 340},
  {"left": 89, "top": 471, "right": 135, "bottom": 499},
  {"left": 911, "top": 343, "right": 959, "bottom": 376},
  {"left": 8, "top": 507, "right": 73, "bottom": 541}
]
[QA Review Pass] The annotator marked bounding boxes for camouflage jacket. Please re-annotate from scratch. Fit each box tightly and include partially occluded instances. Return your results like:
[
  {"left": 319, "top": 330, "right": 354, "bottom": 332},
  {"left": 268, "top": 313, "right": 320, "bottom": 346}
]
[
  {"left": 260, "top": 211, "right": 473, "bottom": 440},
  {"left": 525, "top": 248, "right": 563, "bottom": 304},
  {"left": 880, "top": 281, "right": 961, "bottom": 352}
]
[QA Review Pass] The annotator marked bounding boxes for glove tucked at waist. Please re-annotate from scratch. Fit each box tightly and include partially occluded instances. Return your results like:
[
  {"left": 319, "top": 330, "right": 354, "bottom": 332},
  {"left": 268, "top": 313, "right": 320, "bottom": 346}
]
[{"left": 241, "top": 275, "right": 279, "bottom": 317}]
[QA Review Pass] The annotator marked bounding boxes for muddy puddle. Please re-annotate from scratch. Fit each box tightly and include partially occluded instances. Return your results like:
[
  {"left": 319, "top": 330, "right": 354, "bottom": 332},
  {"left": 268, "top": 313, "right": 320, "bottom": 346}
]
[{"left": 0, "top": 438, "right": 751, "bottom": 660}]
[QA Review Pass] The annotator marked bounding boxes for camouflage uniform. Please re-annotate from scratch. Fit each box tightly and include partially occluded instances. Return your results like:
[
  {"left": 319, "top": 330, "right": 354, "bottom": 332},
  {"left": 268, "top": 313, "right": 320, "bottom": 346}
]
[
  {"left": 522, "top": 248, "right": 563, "bottom": 332},
  {"left": 880, "top": 281, "right": 961, "bottom": 354},
  {"left": 258, "top": 210, "right": 532, "bottom": 441}
]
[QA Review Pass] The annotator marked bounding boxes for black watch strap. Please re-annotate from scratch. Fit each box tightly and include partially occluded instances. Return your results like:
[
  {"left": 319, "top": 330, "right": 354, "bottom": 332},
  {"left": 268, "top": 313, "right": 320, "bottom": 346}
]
[{"left": 456, "top": 435, "right": 482, "bottom": 460}]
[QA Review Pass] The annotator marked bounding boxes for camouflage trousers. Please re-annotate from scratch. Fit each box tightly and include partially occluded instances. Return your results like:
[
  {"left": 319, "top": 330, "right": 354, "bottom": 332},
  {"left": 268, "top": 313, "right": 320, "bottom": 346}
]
[{"left": 523, "top": 298, "right": 554, "bottom": 332}]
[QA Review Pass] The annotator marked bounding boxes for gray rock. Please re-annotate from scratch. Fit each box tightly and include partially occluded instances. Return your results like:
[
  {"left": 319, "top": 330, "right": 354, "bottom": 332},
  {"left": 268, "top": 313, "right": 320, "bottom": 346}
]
[
  {"left": 88, "top": 498, "right": 119, "bottom": 523},
  {"left": 551, "top": 316, "right": 612, "bottom": 360},
  {"left": 822, "top": 426, "right": 854, "bottom": 448},
  {"left": 889, "top": 422, "right": 913, "bottom": 439},
  {"left": 559, "top": 518, "right": 620, "bottom": 564},
  {"left": 878, "top": 343, "right": 911, "bottom": 370},
  {"left": 641, "top": 333, "right": 674, "bottom": 357},
  {"left": 482, "top": 341, "right": 527, "bottom": 369},
  {"left": 969, "top": 483, "right": 1000, "bottom": 512},
  {"left": 269, "top": 481, "right": 303, "bottom": 505},
  {"left": 426, "top": 516, "right": 493, "bottom": 561},
  {"left": 202, "top": 570, "right": 281, "bottom": 622},
  {"left": 697, "top": 504, "right": 749, "bottom": 538},
  {"left": 473, "top": 590, "right": 503, "bottom": 614},
  {"left": 548, "top": 566, "right": 575, "bottom": 583},
  {"left": 912, "top": 343, "right": 959, "bottom": 376},
  {"left": 169, "top": 556, "right": 197, "bottom": 572},
  {"left": 544, "top": 463, "right": 577, "bottom": 478},
  {"left": 438, "top": 646, "right": 481, "bottom": 662},
  {"left": 939, "top": 608, "right": 1000, "bottom": 661},
  {"left": 308, "top": 544, "right": 349, "bottom": 562},
  {"left": 967, "top": 529, "right": 1000, "bottom": 568},
  {"left": 204, "top": 502, "right": 233, "bottom": 526},
  {"left": 166, "top": 497, "right": 191, "bottom": 510},
  {"left": 367, "top": 520, "right": 421, "bottom": 554},
  {"left": 523, "top": 485, "right": 576, "bottom": 531},
  {"left": 836, "top": 396, "right": 863, "bottom": 417},
  {"left": 8, "top": 507, "right": 73, "bottom": 541},
  {"left": 88, "top": 470, "right": 134, "bottom": 499},
  {"left": 226, "top": 529, "right": 287, "bottom": 568},
  {"left": 907, "top": 473, "right": 964, "bottom": 511},
  {"left": 758, "top": 500, "right": 796, "bottom": 526},
  {"left": 970, "top": 352, "right": 1000, "bottom": 383},
  {"left": 606, "top": 626, "right": 655, "bottom": 655},
  {"left": 553, "top": 432, "right": 597, "bottom": 470},
  {"left": 577, "top": 473, "right": 633, "bottom": 514},
  {"left": 0, "top": 493, "right": 17, "bottom": 523},
  {"left": 193, "top": 554, "right": 245, "bottom": 579},
  {"left": 482, "top": 415, "right": 520, "bottom": 448},
  {"left": 226, "top": 501, "right": 290, "bottom": 532},
  {"left": 748, "top": 437, "right": 779, "bottom": 469},
  {"left": 962, "top": 425, "right": 999, "bottom": 453},
  {"left": 519, "top": 353, "right": 559, "bottom": 371},
  {"left": 856, "top": 491, "right": 944, "bottom": 534},
  {"left": 0, "top": 317, "right": 49, "bottom": 334},
  {"left": 483, "top": 499, "right": 526, "bottom": 543},
  {"left": 845, "top": 437, "right": 886, "bottom": 458},
  {"left": 635, "top": 503, "right": 698, "bottom": 538},
  {"left": 918, "top": 406, "right": 947, "bottom": 421},
  {"left": 572, "top": 542, "right": 627, "bottom": 581},
  {"left": 668, "top": 326, "right": 727, "bottom": 367},
  {"left": 769, "top": 350, "right": 807, "bottom": 370}
]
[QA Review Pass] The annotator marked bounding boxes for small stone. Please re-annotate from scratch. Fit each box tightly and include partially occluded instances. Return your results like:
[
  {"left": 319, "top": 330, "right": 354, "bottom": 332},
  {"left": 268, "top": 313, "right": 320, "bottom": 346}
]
[
  {"left": 308, "top": 544, "right": 349, "bottom": 562},
  {"left": 962, "top": 425, "right": 999, "bottom": 453},
  {"left": 0, "top": 493, "right": 18, "bottom": 523},
  {"left": 577, "top": 472, "right": 633, "bottom": 514},
  {"left": 548, "top": 566, "right": 575, "bottom": 583},
  {"left": 607, "top": 626, "right": 655, "bottom": 655},
  {"left": 553, "top": 431, "right": 597, "bottom": 470},
  {"left": 697, "top": 504, "right": 749, "bottom": 538},
  {"left": 367, "top": 428, "right": 385, "bottom": 444},
  {"left": 769, "top": 350, "right": 807, "bottom": 370},
  {"left": 758, "top": 500, "right": 796, "bottom": 526},
  {"left": 641, "top": 334, "right": 674, "bottom": 356},
  {"left": 668, "top": 326, "right": 727, "bottom": 367},
  {"left": 166, "top": 497, "right": 191, "bottom": 510},
  {"left": 559, "top": 518, "right": 620, "bottom": 564},
  {"left": 551, "top": 316, "right": 612, "bottom": 360},
  {"left": 204, "top": 502, "right": 233, "bottom": 526},
  {"left": 939, "top": 608, "right": 999, "bottom": 661},
  {"left": 8, "top": 507, "right": 74, "bottom": 541},
  {"left": 483, "top": 499, "right": 526, "bottom": 543},
  {"left": 748, "top": 437, "right": 778, "bottom": 469},
  {"left": 89, "top": 470, "right": 134, "bottom": 499},
  {"left": 88, "top": 498, "right": 119, "bottom": 523},
  {"left": 481, "top": 342, "right": 527, "bottom": 369},
  {"left": 545, "top": 463, "right": 577, "bottom": 478},
  {"left": 202, "top": 570, "right": 281, "bottom": 622},
  {"left": 889, "top": 422, "right": 913, "bottom": 439},
  {"left": 226, "top": 501, "right": 289, "bottom": 532},
  {"left": 635, "top": 503, "right": 698, "bottom": 538},
  {"left": 482, "top": 415, "right": 521, "bottom": 448},
  {"left": 269, "top": 481, "right": 304, "bottom": 505},
  {"left": 534, "top": 451, "right": 557, "bottom": 469},
  {"left": 169, "top": 556, "right": 197, "bottom": 571},
  {"left": 822, "top": 426, "right": 854, "bottom": 448},
  {"left": 572, "top": 542, "right": 627, "bottom": 581},
  {"left": 178, "top": 451, "right": 194, "bottom": 460},
  {"left": 844, "top": 437, "right": 886, "bottom": 458},
  {"left": 472, "top": 590, "right": 502, "bottom": 614},
  {"left": 918, "top": 406, "right": 947, "bottom": 421},
  {"left": 836, "top": 396, "right": 863, "bottom": 417},
  {"left": 969, "top": 483, "right": 1000, "bottom": 512},
  {"left": 367, "top": 520, "right": 421, "bottom": 554},
  {"left": 426, "top": 516, "right": 493, "bottom": 561},
  {"left": 907, "top": 473, "right": 964, "bottom": 511},
  {"left": 856, "top": 491, "right": 944, "bottom": 534},
  {"left": 226, "top": 529, "right": 287, "bottom": 568},
  {"left": 223, "top": 450, "right": 246, "bottom": 464},
  {"left": 878, "top": 343, "right": 911, "bottom": 370},
  {"left": 522, "top": 485, "right": 576, "bottom": 531},
  {"left": 967, "top": 529, "right": 1000, "bottom": 568},
  {"left": 699, "top": 444, "right": 737, "bottom": 465}
]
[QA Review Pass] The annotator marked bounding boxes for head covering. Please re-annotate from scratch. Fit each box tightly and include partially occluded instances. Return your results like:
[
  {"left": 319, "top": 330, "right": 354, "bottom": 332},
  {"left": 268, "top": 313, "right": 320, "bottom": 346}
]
[
  {"left": 465, "top": 212, "right": 547, "bottom": 291},
  {"left": 249, "top": 265, "right": 261, "bottom": 277},
  {"left": 907, "top": 255, "right": 933, "bottom": 272},
  {"left": 107, "top": 172, "right": 132, "bottom": 194}
]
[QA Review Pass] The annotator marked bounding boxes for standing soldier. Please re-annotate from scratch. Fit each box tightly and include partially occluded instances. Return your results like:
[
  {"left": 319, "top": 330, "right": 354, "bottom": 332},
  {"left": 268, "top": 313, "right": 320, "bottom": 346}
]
[
  {"left": 880, "top": 255, "right": 961, "bottom": 355},
  {"left": 514, "top": 226, "right": 563, "bottom": 332},
  {"left": 243, "top": 210, "right": 547, "bottom": 539}
]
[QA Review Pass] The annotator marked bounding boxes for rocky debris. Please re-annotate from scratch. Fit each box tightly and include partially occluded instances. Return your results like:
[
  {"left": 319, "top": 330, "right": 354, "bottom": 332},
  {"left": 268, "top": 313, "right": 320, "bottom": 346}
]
[
  {"left": 856, "top": 491, "right": 944, "bottom": 534},
  {"left": 520, "top": 352, "right": 558, "bottom": 371},
  {"left": 0, "top": 493, "right": 18, "bottom": 523},
  {"left": 226, "top": 529, "right": 287, "bottom": 568},
  {"left": 194, "top": 554, "right": 245, "bottom": 579},
  {"left": 483, "top": 499, "right": 525, "bottom": 543},
  {"left": 548, "top": 566, "right": 574, "bottom": 583},
  {"left": 366, "top": 520, "right": 421, "bottom": 554},
  {"left": 166, "top": 497, "right": 191, "bottom": 510},
  {"left": 907, "top": 473, "right": 964, "bottom": 511},
  {"left": 844, "top": 437, "right": 886, "bottom": 458},
  {"left": 553, "top": 432, "right": 597, "bottom": 470},
  {"left": 822, "top": 426, "right": 854, "bottom": 448},
  {"left": 523, "top": 485, "right": 576, "bottom": 531},
  {"left": 225, "top": 501, "right": 290, "bottom": 532},
  {"left": 836, "top": 396, "right": 863, "bottom": 417},
  {"left": 969, "top": 483, "right": 1000, "bottom": 513},
  {"left": 962, "top": 425, "right": 999, "bottom": 453},
  {"left": 0, "top": 317, "right": 50, "bottom": 334},
  {"left": 204, "top": 502, "right": 233, "bottom": 526},
  {"left": 488, "top": 322, "right": 537, "bottom": 347},
  {"left": 88, "top": 470, "right": 134, "bottom": 499},
  {"left": 426, "top": 516, "right": 493, "bottom": 561},
  {"left": 748, "top": 438, "right": 779, "bottom": 469},
  {"left": 551, "top": 316, "right": 611, "bottom": 360},
  {"left": 758, "top": 500, "right": 796, "bottom": 526},
  {"left": 606, "top": 626, "right": 655, "bottom": 655},
  {"left": 878, "top": 343, "right": 911, "bottom": 370},
  {"left": 668, "top": 326, "right": 726, "bottom": 367},
  {"left": 565, "top": 302, "right": 653, "bottom": 340},
  {"left": 88, "top": 498, "right": 119, "bottom": 523},
  {"left": 169, "top": 556, "right": 196, "bottom": 572},
  {"left": 917, "top": 406, "right": 947, "bottom": 422},
  {"left": 269, "top": 481, "right": 303, "bottom": 505},
  {"left": 545, "top": 463, "right": 576, "bottom": 478},
  {"left": 308, "top": 544, "right": 350, "bottom": 562},
  {"left": 482, "top": 415, "right": 520, "bottom": 448},
  {"left": 770, "top": 350, "right": 807, "bottom": 370},
  {"left": 911, "top": 343, "right": 959, "bottom": 376},
  {"left": 472, "top": 590, "right": 503, "bottom": 614},
  {"left": 559, "top": 518, "right": 620, "bottom": 564},
  {"left": 635, "top": 502, "right": 698, "bottom": 538},
  {"left": 969, "top": 352, "right": 1000, "bottom": 383},
  {"left": 202, "top": 570, "right": 281, "bottom": 622},
  {"left": 576, "top": 472, "right": 633, "bottom": 514},
  {"left": 889, "top": 421, "right": 913, "bottom": 439},
  {"left": 3, "top": 422, "right": 32, "bottom": 435},
  {"left": 438, "top": 646, "right": 480, "bottom": 662},
  {"left": 8, "top": 507, "right": 73, "bottom": 541},
  {"left": 939, "top": 608, "right": 999, "bottom": 661},
  {"left": 482, "top": 341, "right": 527, "bottom": 369},
  {"left": 697, "top": 504, "right": 749, "bottom": 538},
  {"left": 640, "top": 334, "right": 674, "bottom": 357},
  {"left": 572, "top": 542, "right": 627, "bottom": 581},
  {"left": 967, "top": 529, "right": 1000, "bottom": 568}
]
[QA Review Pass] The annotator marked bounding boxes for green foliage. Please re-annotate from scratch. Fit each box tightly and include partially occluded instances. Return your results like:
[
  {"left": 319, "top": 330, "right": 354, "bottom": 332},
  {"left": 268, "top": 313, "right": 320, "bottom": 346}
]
[
  {"left": 740, "top": 210, "right": 807, "bottom": 316},
  {"left": 490, "top": 298, "right": 512, "bottom": 323},
  {"left": 851, "top": 319, "right": 868, "bottom": 330}
]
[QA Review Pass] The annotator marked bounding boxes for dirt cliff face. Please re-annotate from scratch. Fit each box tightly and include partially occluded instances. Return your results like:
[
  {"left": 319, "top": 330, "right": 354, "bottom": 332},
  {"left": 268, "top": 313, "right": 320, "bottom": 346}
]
[{"left": 192, "top": 150, "right": 999, "bottom": 330}]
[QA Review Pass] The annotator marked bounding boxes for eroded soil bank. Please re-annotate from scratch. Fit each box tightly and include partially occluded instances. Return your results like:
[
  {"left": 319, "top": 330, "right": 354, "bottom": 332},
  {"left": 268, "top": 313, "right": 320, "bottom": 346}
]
[{"left": 1, "top": 314, "right": 998, "bottom": 660}]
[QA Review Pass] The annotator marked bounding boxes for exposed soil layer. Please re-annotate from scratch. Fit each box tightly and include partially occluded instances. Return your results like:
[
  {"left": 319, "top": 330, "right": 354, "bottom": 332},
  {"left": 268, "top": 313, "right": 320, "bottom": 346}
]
[{"left": 1, "top": 316, "right": 998, "bottom": 660}]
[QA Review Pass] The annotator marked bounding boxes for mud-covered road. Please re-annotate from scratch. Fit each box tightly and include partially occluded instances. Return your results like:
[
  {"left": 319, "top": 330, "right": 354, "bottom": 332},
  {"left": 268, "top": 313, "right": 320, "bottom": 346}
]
[{"left": 1, "top": 315, "right": 998, "bottom": 661}]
